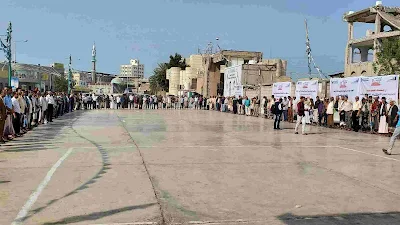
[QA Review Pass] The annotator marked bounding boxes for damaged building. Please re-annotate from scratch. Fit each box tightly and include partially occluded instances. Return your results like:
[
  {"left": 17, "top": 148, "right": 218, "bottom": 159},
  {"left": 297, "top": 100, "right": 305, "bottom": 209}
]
[{"left": 343, "top": 1, "right": 400, "bottom": 76}]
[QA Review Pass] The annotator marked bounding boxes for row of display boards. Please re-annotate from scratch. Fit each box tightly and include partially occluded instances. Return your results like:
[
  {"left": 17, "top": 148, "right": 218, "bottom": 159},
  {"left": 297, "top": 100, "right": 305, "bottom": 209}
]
[
  {"left": 271, "top": 75, "right": 399, "bottom": 103},
  {"left": 222, "top": 65, "right": 399, "bottom": 103}
]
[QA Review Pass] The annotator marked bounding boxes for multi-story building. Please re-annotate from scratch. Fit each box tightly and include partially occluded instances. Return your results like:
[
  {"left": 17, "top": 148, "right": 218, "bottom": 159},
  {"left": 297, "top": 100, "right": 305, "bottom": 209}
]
[
  {"left": 343, "top": 1, "right": 400, "bottom": 76},
  {"left": 120, "top": 59, "right": 144, "bottom": 79},
  {"left": 73, "top": 71, "right": 117, "bottom": 87}
]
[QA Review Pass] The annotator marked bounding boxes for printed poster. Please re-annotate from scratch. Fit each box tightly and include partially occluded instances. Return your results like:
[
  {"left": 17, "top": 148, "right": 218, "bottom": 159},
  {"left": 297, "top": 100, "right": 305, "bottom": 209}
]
[{"left": 295, "top": 80, "right": 318, "bottom": 100}]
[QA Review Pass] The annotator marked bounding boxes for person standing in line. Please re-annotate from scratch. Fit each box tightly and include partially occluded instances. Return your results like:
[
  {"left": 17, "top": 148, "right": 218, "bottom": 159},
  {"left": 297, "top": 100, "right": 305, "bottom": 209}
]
[
  {"left": 26, "top": 91, "right": 33, "bottom": 130},
  {"left": 42, "top": 92, "right": 48, "bottom": 124},
  {"left": 0, "top": 88, "right": 7, "bottom": 143},
  {"left": 274, "top": 98, "right": 283, "bottom": 130},
  {"left": 288, "top": 96, "right": 293, "bottom": 123},
  {"left": 18, "top": 91, "right": 27, "bottom": 133},
  {"left": 194, "top": 95, "right": 199, "bottom": 110},
  {"left": 129, "top": 94, "right": 134, "bottom": 109},
  {"left": 282, "top": 97, "right": 289, "bottom": 121},
  {"left": 352, "top": 96, "right": 362, "bottom": 132},
  {"left": 327, "top": 97, "right": 335, "bottom": 128},
  {"left": 11, "top": 92, "right": 22, "bottom": 136},
  {"left": 343, "top": 96, "right": 353, "bottom": 130},
  {"left": 292, "top": 97, "right": 298, "bottom": 122},
  {"left": 378, "top": 97, "right": 389, "bottom": 134},
  {"left": 387, "top": 100, "right": 398, "bottom": 133},
  {"left": 4, "top": 87, "right": 16, "bottom": 139},
  {"left": 46, "top": 91, "right": 55, "bottom": 122},
  {"left": 295, "top": 96, "right": 307, "bottom": 135},
  {"left": 244, "top": 96, "right": 250, "bottom": 116},
  {"left": 116, "top": 95, "right": 121, "bottom": 109}
]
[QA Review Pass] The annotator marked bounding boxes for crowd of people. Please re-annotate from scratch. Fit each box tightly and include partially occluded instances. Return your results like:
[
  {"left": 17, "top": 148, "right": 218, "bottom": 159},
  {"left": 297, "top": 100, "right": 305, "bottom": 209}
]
[
  {"left": 0, "top": 86, "right": 81, "bottom": 144},
  {"left": 2, "top": 89, "right": 398, "bottom": 155},
  {"left": 76, "top": 93, "right": 398, "bottom": 139}
]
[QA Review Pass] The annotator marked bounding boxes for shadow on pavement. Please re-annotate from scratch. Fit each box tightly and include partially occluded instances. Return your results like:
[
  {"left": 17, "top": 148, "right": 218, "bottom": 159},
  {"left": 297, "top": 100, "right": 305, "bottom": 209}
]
[
  {"left": 17, "top": 111, "right": 113, "bottom": 223},
  {"left": 1, "top": 110, "right": 86, "bottom": 152},
  {"left": 278, "top": 212, "right": 400, "bottom": 225},
  {"left": 41, "top": 203, "right": 157, "bottom": 225}
]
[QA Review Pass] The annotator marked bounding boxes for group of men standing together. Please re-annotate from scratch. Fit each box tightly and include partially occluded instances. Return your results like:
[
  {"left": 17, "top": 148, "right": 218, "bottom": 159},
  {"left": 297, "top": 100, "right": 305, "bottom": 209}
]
[{"left": 0, "top": 86, "right": 73, "bottom": 144}]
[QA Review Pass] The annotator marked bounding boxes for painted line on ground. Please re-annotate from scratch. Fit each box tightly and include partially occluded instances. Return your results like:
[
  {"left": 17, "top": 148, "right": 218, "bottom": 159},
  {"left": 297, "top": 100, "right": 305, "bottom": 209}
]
[
  {"left": 138, "top": 145, "right": 337, "bottom": 148},
  {"left": 91, "top": 223, "right": 158, "bottom": 225},
  {"left": 336, "top": 146, "right": 400, "bottom": 162},
  {"left": 11, "top": 148, "right": 74, "bottom": 225},
  {"left": 77, "top": 145, "right": 136, "bottom": 149}
]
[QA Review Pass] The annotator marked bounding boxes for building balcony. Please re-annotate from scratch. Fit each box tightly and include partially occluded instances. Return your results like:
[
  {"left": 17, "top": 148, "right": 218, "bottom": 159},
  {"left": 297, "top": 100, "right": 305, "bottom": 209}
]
[{"left": 349, "top": 30, "right": 400, "bottom": 46}]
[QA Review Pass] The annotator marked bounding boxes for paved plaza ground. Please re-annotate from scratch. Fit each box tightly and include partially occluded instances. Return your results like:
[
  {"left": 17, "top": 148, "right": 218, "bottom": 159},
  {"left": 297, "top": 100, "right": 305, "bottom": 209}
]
[{"left": 1, "top": 109, "right": 400, "bottom": 225}]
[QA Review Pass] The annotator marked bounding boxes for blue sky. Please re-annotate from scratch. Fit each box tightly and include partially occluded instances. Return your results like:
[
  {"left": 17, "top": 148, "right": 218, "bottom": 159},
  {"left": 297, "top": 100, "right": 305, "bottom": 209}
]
[{"left": 0, "top": 0, "right": 398, "bottom": 78}]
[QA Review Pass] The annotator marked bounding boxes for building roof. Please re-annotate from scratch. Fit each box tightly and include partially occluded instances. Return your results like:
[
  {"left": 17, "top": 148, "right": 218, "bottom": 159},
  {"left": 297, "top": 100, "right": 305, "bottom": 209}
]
[
  {"left": 344, "top": 5, "right": 400, "bottom": 23},
  {"left": 77, "top": 70, "right": 118, "bottom": 77},
  {"left": 13, "top": 63, "right": 63, "bottom": 76},
  {"left": 212, "top": 50, "right": 263, "bottom": 63},
  {"left": 378, "top": 10, "right": 400, "bottom": 30},
  {"left": 328, "top": 72, "right": 345, "bottom": 78}
]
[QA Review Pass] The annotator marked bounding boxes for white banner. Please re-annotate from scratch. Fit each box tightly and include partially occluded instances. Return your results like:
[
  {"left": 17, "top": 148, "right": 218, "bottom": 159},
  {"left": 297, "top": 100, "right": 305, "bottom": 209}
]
[
  {"left": 330, "top": 77, "right": 360, "bottom": 102},
  {"left": 224, "top": 65, "right": 243, "bottom": 97},
  {"left": 11, "top": 77, "right": 19, "bottom": 91},
  {"left": 272, "top": 82, "right": 291, "bottom": 99},
  {"left": 295, "top": 80, "right": 318, "bottom": 100},
  {"left": 359, "top": 75, "right": 399, "bottom": 103}
]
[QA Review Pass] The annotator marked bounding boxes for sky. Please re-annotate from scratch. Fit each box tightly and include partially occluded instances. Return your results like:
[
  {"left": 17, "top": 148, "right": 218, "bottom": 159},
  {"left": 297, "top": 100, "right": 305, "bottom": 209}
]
[{"left": 0, "top": 0, "right": 398, "bottom": 79}]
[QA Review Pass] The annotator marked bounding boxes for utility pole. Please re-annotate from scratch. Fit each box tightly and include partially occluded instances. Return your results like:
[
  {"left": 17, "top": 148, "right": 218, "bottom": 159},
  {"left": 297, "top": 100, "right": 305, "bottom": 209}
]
[
  {"left": 68, "top": 55, "right": 72, "bottom": 95},
  {"left": 0, "top": 22, "right": 13, "bottom": 86}
]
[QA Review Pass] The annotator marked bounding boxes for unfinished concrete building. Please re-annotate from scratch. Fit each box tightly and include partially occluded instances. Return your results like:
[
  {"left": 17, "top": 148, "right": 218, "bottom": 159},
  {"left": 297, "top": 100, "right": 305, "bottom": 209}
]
[
  {"left": 343, "top": 1, "right": 400, "bottom": 76},
  {"left": 198, "top": 50, "right": 288, "bottom": 97}
]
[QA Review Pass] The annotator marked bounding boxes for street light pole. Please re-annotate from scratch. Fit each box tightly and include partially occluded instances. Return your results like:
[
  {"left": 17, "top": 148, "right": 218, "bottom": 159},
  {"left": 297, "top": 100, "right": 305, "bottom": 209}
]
[{"left": 13, "top": 39, "right": 28, "bottom": 63}]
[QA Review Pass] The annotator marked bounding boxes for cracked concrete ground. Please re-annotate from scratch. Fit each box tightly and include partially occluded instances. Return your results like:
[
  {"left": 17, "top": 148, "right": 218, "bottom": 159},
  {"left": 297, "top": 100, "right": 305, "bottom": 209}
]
[{"left": 1, "top": 109, "right": 400, "bottom": 225}]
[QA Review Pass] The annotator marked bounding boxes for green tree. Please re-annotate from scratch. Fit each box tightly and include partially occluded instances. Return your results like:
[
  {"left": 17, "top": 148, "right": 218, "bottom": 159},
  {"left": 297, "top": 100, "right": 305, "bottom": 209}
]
[
  {"left": 149, "top": 62, "right": 169, "bottom": 94},
  {"left": 149, "top": 53, "right": 188, "bottom": 94},
  {"left": 168, "top": 53, "right": 188, "bottom": 70},
  {"left": 54, "top": 76, "right": 68, "bottom": 92},
  {"left": 373, "top": 37, "right": 400, "bottom": 75}
]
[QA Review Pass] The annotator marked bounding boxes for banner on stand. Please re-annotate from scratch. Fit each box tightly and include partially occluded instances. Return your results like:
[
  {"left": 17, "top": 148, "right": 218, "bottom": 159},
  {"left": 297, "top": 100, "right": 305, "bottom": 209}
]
[
  {"left": 224, "top": 65, "right": 243, "bottom": 97},
  {"left": 272, "top": 82, "right": 291, "bottom": 99},
  {"left": 330, "top": 77, "right": 360, "bottom": 102},
  {"left": 359, "top": 75, "right": 399, "bottom": 103},
  {"left": 295, "top": 80, "right": 318, "bottom": 100}
]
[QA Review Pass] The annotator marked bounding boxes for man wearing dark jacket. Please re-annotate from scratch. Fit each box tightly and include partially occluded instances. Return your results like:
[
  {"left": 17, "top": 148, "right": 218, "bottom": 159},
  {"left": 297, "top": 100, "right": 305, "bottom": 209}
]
[
  {"left": 274, "top": 98, "right": 283, "bottom": 130},
  {"left": 295, "top": 96, "right": 307, "bottom": 135}
]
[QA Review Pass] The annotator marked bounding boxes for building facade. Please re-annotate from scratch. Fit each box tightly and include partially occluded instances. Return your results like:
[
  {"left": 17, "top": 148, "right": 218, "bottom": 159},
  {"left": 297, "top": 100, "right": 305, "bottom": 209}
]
[
  {"left": 343, "top": 1, "right": 400, "bottom": 76},
  {"left": 166, "top": 54, "right": 204, "bottom": 96},
  {"left": 166, "top": 51, "right": 288, "bottom": 97},
  {"left": 73, "top": 71, "right": 117, "bottom": 87},
  {"left": 120, "top": 59, "right": 144, "bottom": 79}
]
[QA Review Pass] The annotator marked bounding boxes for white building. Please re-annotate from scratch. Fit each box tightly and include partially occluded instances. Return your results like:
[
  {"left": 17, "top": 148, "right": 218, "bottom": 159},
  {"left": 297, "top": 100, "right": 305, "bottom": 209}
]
[{"left": 120, "top": 59, "right": 144, "bottom": 78}]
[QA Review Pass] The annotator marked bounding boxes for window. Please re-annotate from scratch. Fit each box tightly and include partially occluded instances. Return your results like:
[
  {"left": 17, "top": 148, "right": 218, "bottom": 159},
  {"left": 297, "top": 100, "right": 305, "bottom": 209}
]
[
  {"left": 352, "top": 48, "right": 361, "bottom": 63},
  {"left": 383, "top": 25, "right": 393, "bottom": 32},
  {"left": 368, "top": 49, "right": 374, "bottom": 61}
]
